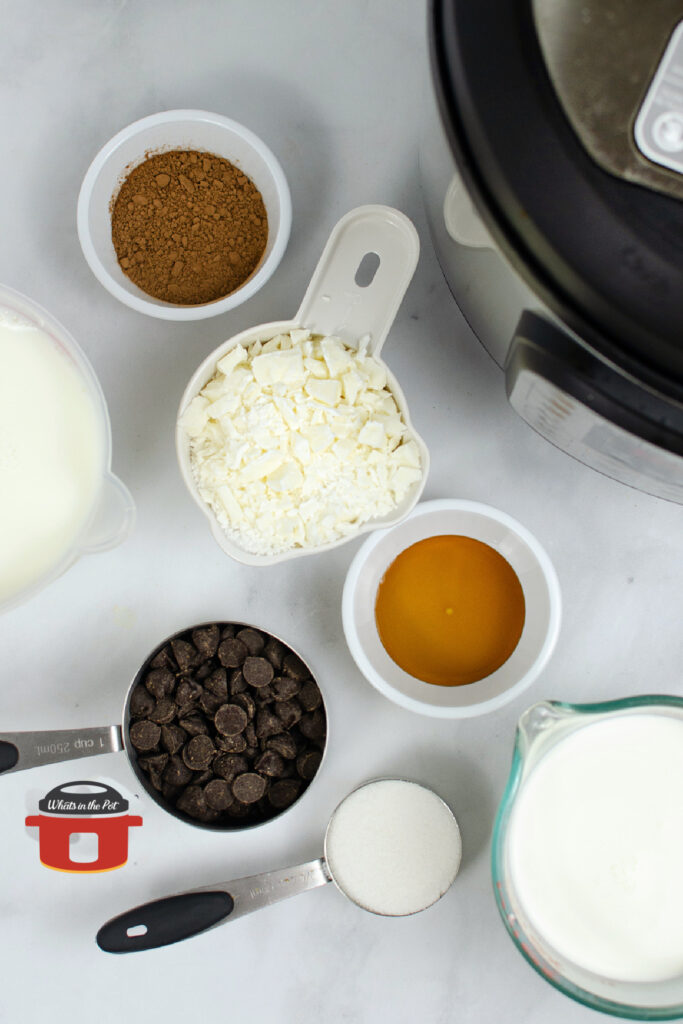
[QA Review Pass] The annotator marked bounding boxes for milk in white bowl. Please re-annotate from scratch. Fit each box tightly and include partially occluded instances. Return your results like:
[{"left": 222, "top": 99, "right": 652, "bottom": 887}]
[
  {"left": 507, "top": 712, "right": 683, "bottom": 984},
  {"left": 0, "top": 311, "right": 102, "bottom": 603}
]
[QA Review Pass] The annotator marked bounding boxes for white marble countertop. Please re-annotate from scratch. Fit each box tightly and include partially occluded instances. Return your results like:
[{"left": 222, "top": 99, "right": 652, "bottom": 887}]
[{"left": 1, "top": 2, "right": 681, "bottom": 1021}]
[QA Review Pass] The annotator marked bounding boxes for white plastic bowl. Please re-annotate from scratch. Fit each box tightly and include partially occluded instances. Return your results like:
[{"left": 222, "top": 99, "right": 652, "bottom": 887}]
[
  {"left": 342, "top": 499, "right": 562, "bottom": 718},
  {"left": 77, "top": 109, "right": 291, "bottom": 321}
]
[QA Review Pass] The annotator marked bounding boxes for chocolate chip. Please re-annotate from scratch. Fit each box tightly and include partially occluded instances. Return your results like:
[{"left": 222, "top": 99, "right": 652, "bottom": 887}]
[
  {"left": 171, "top": 638, "right": 199, "bottom": 671},
  {"left": 192, "top": 625, "right": 220, "bottom": 659},
  {"left": 255, "top": 751, "right": 285, "bottom": 777},
  {"left": 232, "top": 772, "right": 266, "bottom": 804},
  {"left": 225, "top": 800, "right": 251, "bottom": 819},
  {"left": 205, "top": 667, "right": 228, "bottom": 699},
  {"left": 161, "top": 724, "right": 187, "bottom": 755},
  {"left": 176, "top": 785, "right": 210, "bottom": 820},
  {"left": 272, "top": 677, "right": 300, "bottom": 702},
  {"left": 130, "top": 720, "right": 161, "bottom": 751},
  {"left": 204, "top": 779, "right": 233, "bottom": 811},
  {"left": 216, "top": 733, "right": 247, "bottom": 753},
  {"left": 236, "top": 628, "right": 265, "bottom": 655},
  {"left": 150, "top": 647, "right": 176, "bottom": 671},
  {"left": 182, "top": 734, "right": 215, "bottom": 770},
  {"left": 266, "top": 733, "right": 297, "bottom": 759},
  {"left": 282, "top": 653, "right": 310, "bottom": 682},
  {"left": 193, "top": 769, "right": 214, "bottom": 786},
  {"left": 130, "top": 686, "right": 155, "bottom": 718},
  {"left": 229, "top": 670, "right": 247, "bottom": 695},
  {"left": 296, "top": 749, "right": 322, "bottom": 780},
  {"left": 232, "top": 692, "right": 256, "bottom": 720},
  {"left": 243, "top": 656, "right": 274, "bottom": 688},
  {"left": 220, "top": 625, "right": 236, "bottom": 639},
  {"left": 195, "top": 661, "right": 213, "bottom": 681},
  {"left": 163, "top": 754, "right": 194, "bottom": 787},
  {"left": 269, "top": 779, "right": 301, "bottom": 809},
  {"left": 148, "top": 699, "right": 177, "bottom": 725},
  {"left": 214, "top": 703, "right": 248, "bottom": 737},
  {"left": 256, "top": 708, "right": 285, "bottom": 739},
  {"left": 176, "top": 680, "right": 202, "bottom": 707},
  {"left": 145, "top": 668, "right": 175, "bottom": 699},
  {"left": 217, "top": 638, "right": 248, "bottom": 668},
  {"left": 299, "top": 680, "right": 323, "bottom": 712},
  {"left": 264, "top": 637, "right": 286, "bottom": 671},
  {"left": 199, "top": 690, "right": 224, "bottom": 716},
  {"left": 138, "top": 753, "right": 169, "bottom": 774},
  {"left": 214, "top": 753, "right": 248, "bottom": 782},
  {"left": 275, "top": 700, "right": 302, "bottom": 730},
  {"left": 299, "top": 710, "right": 326, "bottom": 741},
  {"left": 178, "top": 714, "right": 209, "bottom": 737},
  {"left": 161, "top": 781, "right": 183, "bottom": 802}
]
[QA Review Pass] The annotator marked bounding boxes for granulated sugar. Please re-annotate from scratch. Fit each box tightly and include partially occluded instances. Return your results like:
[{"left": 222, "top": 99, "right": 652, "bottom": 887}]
[{"left": 324, "top": 780, "right": 461, "bottom": 916}]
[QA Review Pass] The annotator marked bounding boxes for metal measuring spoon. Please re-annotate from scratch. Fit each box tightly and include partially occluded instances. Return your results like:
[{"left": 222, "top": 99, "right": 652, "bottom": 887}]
[{"left": 96, "top": 778, "right": 462, "bottom": 953}]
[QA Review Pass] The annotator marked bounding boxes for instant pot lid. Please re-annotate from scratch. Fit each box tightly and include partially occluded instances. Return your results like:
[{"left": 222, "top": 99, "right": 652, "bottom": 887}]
[{"left": 430, "top": 0, "right": 683, "bottom": 398}]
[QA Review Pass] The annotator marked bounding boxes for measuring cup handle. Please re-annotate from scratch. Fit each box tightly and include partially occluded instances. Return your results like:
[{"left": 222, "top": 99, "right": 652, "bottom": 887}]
[
  {"left": 97, "top": 892, "right": 235, "bottom": 954},
  {"left": 97, "top": 859, "right": 331, "bottom": 953},
  {"left": 295, "top": 205, "right": 420, "bottom": 356},
  {"left": 0, "top": 726, "right": 123, "bottom": 774},
  {"left": 79, "top": 472, "right": 136, "bottom": 555}
]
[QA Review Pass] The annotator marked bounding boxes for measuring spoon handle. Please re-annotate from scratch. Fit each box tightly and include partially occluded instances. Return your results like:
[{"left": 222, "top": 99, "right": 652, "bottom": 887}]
[
  {"left": 97, "top": 859, "right": 331, "bottom": 953},
  {"left": 0, "top": 726, "right": 123, "bottom": 774}
]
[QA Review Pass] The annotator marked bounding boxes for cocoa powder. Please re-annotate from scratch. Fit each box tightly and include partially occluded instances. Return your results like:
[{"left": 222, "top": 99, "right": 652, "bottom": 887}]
[{"left": 110, "top": 149, "right": 268, "bottom": 305}]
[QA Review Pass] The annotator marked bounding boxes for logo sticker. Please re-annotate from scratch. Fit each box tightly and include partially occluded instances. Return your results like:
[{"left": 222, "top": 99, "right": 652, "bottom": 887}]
[{"left": 25, "top": 781, "right": 142, "bottom": 873}]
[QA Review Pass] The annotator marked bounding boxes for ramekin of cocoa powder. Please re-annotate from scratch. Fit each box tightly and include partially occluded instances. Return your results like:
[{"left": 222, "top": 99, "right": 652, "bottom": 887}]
[{"left": 77, "top": 110, "right": 292, "bottom": 321}]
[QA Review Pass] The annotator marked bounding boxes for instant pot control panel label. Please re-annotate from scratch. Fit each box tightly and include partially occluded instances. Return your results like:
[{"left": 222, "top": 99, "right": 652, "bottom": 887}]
[
  {"left": 509, "top": 368, "right": 683, "bottom": 503},
  {"left": 635, "top": 20, "right": 683, "bottom": 176}
]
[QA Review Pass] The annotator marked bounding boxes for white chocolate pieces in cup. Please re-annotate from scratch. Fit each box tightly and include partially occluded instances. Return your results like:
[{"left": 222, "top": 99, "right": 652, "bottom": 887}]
[{"left": 180, "top": 330, "right": 422, "bottom": 556}]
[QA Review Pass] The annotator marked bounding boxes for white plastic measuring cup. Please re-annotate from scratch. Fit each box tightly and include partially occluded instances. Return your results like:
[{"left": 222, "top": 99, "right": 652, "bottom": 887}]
[
  {"left": 176, "top": 205, "right": 430, "bottom": 565},
  {"left": 0, "top": 284, "right": 135, "bottom": 612}
]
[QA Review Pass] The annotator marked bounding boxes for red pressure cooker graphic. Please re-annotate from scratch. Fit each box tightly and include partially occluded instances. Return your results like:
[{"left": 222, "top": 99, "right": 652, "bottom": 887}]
[{"left": 26, "top": 781, "right": 142, "bottom": 873}]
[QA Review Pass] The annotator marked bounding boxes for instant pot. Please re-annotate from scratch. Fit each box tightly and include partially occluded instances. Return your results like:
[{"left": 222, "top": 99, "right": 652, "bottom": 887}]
[{"left": 422, "top": 0, "right": 683, "bottom": 502}]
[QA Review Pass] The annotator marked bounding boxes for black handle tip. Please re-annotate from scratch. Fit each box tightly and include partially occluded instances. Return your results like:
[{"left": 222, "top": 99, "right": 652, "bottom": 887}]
[
  {"left": 97, "top": 891, "right": 234, "bottom": 953},
  {"left": 0, "top": 742, "right": 18, "bottom": 773}
]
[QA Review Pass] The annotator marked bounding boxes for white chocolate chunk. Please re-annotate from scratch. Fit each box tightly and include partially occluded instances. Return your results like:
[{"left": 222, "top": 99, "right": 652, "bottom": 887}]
[
  {"left": 216, "top": 344, "right": 248, "bottom": 376},
  {"left": 182, "top": 330, "right": 423, "bottom": 555},
  {"left": 181, "top": 395, "right": 210, "bottom": 438}
]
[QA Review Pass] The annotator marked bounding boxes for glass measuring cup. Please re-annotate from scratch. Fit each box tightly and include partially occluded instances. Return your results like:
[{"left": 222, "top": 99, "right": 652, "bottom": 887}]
[
  {"left": 0, "top": 283, "right": 135, "bottom": 612},
  {"left": 175, "top": 204, "right": 430, "bottom": 565},
  {"left": 493, "top": 696, "right": 683, "bottom": 1020},
  {"left": 96, "top": 778, "right": 462, "bottom": 953}
]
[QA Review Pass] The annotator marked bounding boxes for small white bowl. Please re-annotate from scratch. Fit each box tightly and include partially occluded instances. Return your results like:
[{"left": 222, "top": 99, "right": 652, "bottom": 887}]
[
  {"left": 342, "top": 499, "right": 561, "bottom": 718},
  {"left": 77, "top": 109, "right": 291, "bottom": 320}
]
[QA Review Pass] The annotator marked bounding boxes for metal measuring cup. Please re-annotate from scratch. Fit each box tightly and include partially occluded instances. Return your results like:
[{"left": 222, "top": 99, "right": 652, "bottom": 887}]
[
  {"left": 0, "top": 622, "right": 326, "bottom": 831},
  {"left": 96, "top": 778, "right": 462, "bottom": 953}
]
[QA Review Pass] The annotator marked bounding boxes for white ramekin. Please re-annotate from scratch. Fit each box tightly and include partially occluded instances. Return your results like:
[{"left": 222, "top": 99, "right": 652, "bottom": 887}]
[
  {"left": 77, "top": 109, "right": 291, "bottom": 321},
  {"left": 342, "top": 499, "right": 562, "bottom": 719}
]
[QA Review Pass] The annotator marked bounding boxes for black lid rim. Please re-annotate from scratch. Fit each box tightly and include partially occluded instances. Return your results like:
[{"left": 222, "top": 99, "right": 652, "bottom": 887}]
[
  {"left": 429, "top": 0, "right": 683, "bottom": 404},
  {"left": 38, "top": 781, "right": 129, "bottom": 815}
]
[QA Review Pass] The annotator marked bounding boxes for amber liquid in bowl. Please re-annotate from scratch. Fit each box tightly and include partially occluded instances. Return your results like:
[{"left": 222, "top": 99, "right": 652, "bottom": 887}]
[{"left": 374, "top": 536, "right": 525, "bottom": 686}]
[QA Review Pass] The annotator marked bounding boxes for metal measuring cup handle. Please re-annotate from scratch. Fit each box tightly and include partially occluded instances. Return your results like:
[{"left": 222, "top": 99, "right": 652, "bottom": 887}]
[
  {"left": 96, "top": 860, "right": 332, "bottom": 953},
  {"left": 0, "top": 726, "right": 123, "bottom": 774}
]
